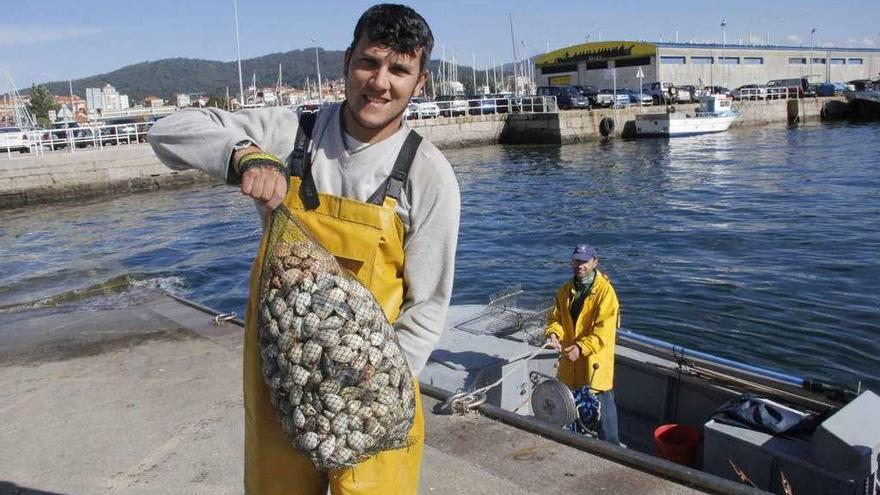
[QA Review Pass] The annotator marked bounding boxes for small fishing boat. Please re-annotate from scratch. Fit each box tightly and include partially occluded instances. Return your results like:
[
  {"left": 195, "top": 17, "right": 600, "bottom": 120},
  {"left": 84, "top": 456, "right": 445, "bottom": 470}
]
[
  {"left": 421, "top": 287, "right": 879, "bottom": 495},
  {"left": 635, "top": 95, "right": 741, "bottom": 137}
]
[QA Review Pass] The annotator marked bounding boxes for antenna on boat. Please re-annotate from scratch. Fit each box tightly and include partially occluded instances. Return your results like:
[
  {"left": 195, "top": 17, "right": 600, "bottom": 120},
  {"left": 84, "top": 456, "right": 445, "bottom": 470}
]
[
  {"left": 232, "top": 0, "right": 245, "bottom": 109},
  {"left": 509, "top": 13, "right": 520, "bottom": 95}
]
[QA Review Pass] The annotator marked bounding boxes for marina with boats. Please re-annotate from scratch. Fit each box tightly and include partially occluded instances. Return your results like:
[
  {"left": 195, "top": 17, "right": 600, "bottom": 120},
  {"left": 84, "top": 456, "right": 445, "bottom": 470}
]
[{"left": 3, "top": 4, "right": 880, "bottom": 495}]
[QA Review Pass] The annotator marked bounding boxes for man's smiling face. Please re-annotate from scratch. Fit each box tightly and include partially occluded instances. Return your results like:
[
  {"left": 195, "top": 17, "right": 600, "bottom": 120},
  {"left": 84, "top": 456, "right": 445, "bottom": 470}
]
[{"left": 343, "top": 34, "right": 427, "bottom": 143}]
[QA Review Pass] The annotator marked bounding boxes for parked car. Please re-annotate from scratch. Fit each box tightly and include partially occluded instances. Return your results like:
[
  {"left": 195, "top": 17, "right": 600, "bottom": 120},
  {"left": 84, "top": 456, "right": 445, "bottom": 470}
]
[
  {"left": 49, "top": 122, "right": 93, "bottom": 149},
  {"left": 598, "top": 89, "right": 630, "bottom": 107},
  {"left": 573, "top": 85, "right": 599, "bottom": 106},
  {"left": 833, "top": 82, "right": 856, "bottom": 93},
  {"left": 98, "top": 125, "right": 132, "bottom": 145},
  {"left": 0, "top": 127, "right": 30, "bottom": 153},
  {"left": 732, "top": 84, "right": 768, "bottom": 100},
  {"left": 535, "top": 86, "right": 591, "bottom": 110},
  {"left": 678, "top": 85, "right": 700, "bottom": 102},
  {"left": 622, "top": 89, "right": 653, "bottom": 105},
  {"left": 706, "top": 86, "right": 731, "bottom": 97},
  {"left": 766, "top": 78, "right": 811, "bottom": 98},
  {"left": 405, "top": 97, "right": 440, "bottom": 119},
  {"left": 434, "top": 94, "right": 468, "bottom": 117},
  {"left": 643, "top": 81, "right": 690, "bottom": 103},
  {"left": 491, "top": 93, "right": 514, "bottom": 114},
  {"left": 466, "top": 95, "right": 497, "bottom": 115}
]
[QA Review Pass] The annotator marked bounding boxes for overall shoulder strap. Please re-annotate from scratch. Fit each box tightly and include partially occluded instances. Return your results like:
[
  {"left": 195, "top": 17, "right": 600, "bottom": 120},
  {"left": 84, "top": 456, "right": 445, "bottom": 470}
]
[
  {"left": 366, "top": 130, "right": 423, "bottom": 205},
  {"left": 289, "top": 111, "right": 319, "bottom": 210}
]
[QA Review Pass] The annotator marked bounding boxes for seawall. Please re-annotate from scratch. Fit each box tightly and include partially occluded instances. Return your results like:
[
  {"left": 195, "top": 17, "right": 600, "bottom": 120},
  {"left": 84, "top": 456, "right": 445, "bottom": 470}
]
[{"left": 0, "top": 97, "right": 849, "bottom": 209}]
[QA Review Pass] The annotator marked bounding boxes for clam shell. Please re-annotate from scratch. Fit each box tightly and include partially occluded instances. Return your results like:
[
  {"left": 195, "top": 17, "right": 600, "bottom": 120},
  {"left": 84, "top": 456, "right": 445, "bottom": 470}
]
[
  {"left": 288, "top": 386, "right": 303, "bottom": 406},
  {"left": 341, "top": 320, "right": 360, "bottom": 335},
  {"left": 281, "top": 268, "right": 303, "bottom": 289},
  {"left": 381, "top": 341, "right": 397, "bottom": 359},
  {"left": 317, "top": 436, "right": 336, "bottom": 459},
  {"left": 307, "top": 368, "right": 323, "bottom": 386},
  {"left": 332, "top": 445, "right": 353, "bottom": 464},
  {"left": 346, "top": 400, "right": 362, "bottom": 415},
  {"left": 269, "top": 298, "right": 288, "bottom": 318},
  {"left": 318, "top": 379, "right": 341, "bottom": 396},
  {"left": 290, "top": 365, "right": 310, "bottom": 386},
  {"left": 285, "top": 409, "right": 306, "bottom": 433},
  {"left": 301, "top": 340, "right": 322, "bottom": 365},
  {"left": 348, "top": 415, "right": 363, "bottom": 432},
  {"left": 288, "top": 343, "right": 303, "bottom": 365},
  {"left": 294, "top": 292, "right": 312, "bottom": 316},
  {"left": 299, "top": 431, "right": 319, "bottom": 451},
  {"left": 302, "top": 313, "right": 321, "bottom": 338},
  {"left": 330, "top": 413, "right": 349, "bottom": 434},
  {"left": 327, "top": 345, "right": 355, "bottom": 364},
  {"left": 341, "top": 334, "right": 364, "bottom": 350},
  {"left": 324, "top": 393, "right": 345, "bottom": 413},
  {"left": 313, "top": 329, "right": 341, "bottom": 348},
  {"left": 367, "top": 347, "right": 383, "bottom": 367},
  {"left": 350, "top": 352, "right": 368, "bottom": 371},
  {"left": 316, "top": 415, "right": 331, "bottom": 434},
  {"left": 368, "top": 332, "right": 385, "bottom": 348}
]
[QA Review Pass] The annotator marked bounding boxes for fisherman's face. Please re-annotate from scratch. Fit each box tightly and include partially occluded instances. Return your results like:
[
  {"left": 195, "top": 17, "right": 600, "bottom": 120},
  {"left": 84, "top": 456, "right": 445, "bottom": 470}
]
[
  {"left": 343, "top": 35, "right": 427, "bottom": 143},
  {"left": 571, "top": 258, "right": 598, "bottom": 278}
]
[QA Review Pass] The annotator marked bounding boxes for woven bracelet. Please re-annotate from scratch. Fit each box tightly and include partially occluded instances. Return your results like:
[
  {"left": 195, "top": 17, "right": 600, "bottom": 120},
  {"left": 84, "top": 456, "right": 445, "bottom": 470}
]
[{"left": 237, "top": 152, "right": 286, "bottom": 177}]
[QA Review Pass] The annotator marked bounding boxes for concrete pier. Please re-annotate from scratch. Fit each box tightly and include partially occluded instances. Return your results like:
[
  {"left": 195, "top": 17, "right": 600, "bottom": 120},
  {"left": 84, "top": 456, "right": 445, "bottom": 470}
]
[
  {"left": 0, "top": 292, "right": 705, "bottom": 494},
  {"left": 0, "top": 97, "right": 848, "bottom": 209}
]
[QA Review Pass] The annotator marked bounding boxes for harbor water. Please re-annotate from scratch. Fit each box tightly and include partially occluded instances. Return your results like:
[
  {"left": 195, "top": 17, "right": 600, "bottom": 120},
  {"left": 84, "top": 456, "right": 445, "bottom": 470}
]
[{"left": 1, "top": 122, "right": 878, "bottom": 391}]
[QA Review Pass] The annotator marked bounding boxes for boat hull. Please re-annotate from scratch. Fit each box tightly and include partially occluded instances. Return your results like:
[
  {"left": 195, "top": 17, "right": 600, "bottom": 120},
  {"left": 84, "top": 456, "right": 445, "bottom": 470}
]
[{"left": 635, "top": 113, "right": 739, "bottom": 137}]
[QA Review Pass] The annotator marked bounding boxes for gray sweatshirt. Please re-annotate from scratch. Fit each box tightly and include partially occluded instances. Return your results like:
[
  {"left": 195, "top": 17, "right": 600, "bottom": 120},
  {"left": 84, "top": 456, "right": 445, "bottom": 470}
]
[{"left": 148, "top": 103, "right": 460, "bottom": 375}]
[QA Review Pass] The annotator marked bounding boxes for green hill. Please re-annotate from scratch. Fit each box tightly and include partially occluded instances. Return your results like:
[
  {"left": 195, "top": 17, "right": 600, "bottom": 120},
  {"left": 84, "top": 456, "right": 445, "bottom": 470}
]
[
  {"left": 39, "top": 49, "right": 347, "bottom": 102},
  {"left": 35, "top": 50, "right": 524, "bottom": 102}
]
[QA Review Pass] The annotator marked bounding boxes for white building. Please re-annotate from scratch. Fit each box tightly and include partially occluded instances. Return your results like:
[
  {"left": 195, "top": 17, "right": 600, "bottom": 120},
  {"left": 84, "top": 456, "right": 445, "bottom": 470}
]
[
  {"left": 535, "top": 41, "right": 880, "bottom": 91},
  {"left": 176, "top": 93, "right": 191, "bottom": 108},
  {"left": 85, "top": 84, "right": 130, "bottom": 114}
]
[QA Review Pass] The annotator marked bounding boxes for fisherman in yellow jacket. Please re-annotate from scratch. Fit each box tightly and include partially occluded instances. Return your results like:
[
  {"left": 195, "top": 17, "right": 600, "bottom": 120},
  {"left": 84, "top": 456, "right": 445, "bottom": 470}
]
[{"left": 545, "top": 243, "right": 621, "bottom": 444}]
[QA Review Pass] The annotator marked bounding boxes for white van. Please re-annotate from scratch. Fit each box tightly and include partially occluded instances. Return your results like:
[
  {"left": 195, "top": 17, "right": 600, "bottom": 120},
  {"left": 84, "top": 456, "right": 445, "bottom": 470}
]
[{"left": 642, "top": 82, "right": 691, "bottom": 104}]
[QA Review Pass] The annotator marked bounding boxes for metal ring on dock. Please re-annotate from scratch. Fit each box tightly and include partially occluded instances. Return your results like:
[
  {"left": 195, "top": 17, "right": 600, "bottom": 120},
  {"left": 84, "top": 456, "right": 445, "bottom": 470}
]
[
  {"left": 213, "top": 312, "right": 238, "bottom": 325},
  {"left": 445, "top": 391, "right": 487, "bottom": 414}
]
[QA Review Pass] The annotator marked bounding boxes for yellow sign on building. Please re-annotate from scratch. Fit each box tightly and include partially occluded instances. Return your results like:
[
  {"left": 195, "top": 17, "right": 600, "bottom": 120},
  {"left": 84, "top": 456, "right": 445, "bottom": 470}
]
[
  {"left": 536, "top": 41, "right": 657, "bottom": 68},
  {"left": 548, "top": 75, "right": 572, "bottom": 85}
]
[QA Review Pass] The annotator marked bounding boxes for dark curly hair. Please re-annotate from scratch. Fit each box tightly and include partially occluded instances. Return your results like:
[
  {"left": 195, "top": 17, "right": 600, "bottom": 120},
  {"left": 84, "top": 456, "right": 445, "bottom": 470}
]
[{"left": 348, "top": 4, "right": 434, "bottom": 72}]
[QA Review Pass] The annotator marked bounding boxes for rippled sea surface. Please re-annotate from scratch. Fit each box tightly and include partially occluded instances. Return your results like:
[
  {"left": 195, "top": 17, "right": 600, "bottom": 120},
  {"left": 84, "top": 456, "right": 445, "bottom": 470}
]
[{"left": 1, "top": 122, "right": 878, "bottom": 390}]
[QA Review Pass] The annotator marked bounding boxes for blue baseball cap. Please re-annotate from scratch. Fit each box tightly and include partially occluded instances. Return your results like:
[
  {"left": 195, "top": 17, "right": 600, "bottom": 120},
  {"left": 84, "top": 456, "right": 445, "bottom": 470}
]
[{"left": 571, "top": 244, "right": 598, "bottom": 262}]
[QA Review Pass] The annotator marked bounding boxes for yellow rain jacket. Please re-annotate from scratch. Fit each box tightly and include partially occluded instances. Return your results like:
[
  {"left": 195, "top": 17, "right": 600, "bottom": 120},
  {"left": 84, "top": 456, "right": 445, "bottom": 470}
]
[
  {"left": 243, "top": 174, "right": 424, "bottom": 495},
  {"left": 545, "top": 270, "right": 620, "bottom": 392}
]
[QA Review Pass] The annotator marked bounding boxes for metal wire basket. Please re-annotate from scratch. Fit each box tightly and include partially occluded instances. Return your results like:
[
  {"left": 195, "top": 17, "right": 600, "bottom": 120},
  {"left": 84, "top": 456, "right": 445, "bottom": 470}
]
[{"left": 454, "top": 285, "right": 554, "bottom": 346}]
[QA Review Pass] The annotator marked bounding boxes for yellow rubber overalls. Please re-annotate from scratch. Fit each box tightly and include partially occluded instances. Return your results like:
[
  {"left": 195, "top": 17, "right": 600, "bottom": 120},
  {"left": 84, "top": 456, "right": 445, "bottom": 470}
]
[{"left": 242, "top": 128, "right": 425, "bottom": 494}]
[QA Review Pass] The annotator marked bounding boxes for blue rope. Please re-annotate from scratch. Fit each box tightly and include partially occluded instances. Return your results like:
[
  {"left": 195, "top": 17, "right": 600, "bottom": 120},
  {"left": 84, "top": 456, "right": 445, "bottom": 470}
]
[{"left": 566, "top": 385, "right": 602, "bottom": 434}]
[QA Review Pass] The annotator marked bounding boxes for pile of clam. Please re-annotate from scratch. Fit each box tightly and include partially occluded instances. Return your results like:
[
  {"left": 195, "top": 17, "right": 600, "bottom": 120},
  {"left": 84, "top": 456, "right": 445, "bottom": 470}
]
[{"left": 258, "top": 237, "right": 415, "bottom": 470}]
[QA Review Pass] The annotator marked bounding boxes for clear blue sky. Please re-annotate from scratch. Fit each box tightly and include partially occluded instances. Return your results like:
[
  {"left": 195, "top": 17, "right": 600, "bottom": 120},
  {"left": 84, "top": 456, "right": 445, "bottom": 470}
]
[{"left": 2, "top": 0, "right": 878, "bottom": 88}]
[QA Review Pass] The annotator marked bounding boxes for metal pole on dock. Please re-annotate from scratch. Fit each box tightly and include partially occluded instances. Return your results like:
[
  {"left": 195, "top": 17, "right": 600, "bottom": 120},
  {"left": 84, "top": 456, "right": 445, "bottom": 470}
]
[
  {"left": 233, "top": 0, "right": 245, "bottom": 108},
  {"left": 809, "top": 28, "right": 816, "bottom": 85},
  {"left": 721, "top": 19, "right": 727, "bottom": 90}
]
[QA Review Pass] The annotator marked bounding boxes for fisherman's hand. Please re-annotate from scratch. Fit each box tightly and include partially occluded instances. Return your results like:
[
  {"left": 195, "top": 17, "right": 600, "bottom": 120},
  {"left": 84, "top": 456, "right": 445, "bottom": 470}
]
[
  {"left": 236, "top": 150, "right": 288, "bottom": 210},
  {"left": 546, "top": 334, "right": 562, "bottom": 352},
  {"left": 563, "top": 344, "right": 581, "bottom": 362}
]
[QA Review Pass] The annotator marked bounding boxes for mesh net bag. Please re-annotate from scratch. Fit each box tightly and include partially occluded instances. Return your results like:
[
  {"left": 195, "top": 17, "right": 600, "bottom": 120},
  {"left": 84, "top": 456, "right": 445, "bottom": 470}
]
[{"left": 258, "top": 206, "right": 416, "bottom": 470}]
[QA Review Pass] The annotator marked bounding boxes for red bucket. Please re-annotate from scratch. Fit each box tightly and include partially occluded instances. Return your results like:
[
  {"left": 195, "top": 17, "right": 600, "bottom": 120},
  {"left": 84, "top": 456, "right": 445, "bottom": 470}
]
[{"left": 653, "top": 424, "right": 700, "bottom": 467}]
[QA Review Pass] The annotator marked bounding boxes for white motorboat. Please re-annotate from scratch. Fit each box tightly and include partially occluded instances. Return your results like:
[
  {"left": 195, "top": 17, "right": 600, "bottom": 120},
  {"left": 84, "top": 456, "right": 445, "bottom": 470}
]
[{"left": 635, "top": 95, "right": 741, "bottom": 137}]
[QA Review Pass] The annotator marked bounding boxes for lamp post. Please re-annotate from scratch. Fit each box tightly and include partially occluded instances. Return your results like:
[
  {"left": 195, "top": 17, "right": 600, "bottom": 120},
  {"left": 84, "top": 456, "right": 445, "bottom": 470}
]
[
  {"left": 809, "top": 28, "right": 816, "bottom": 85},
  {"left": 721, "top": 19, "right": 727, "bottom": 90},
  {"left": 233, "top": 0, "right": 245, "bottom": 107},
  {"left": 310, "top": 38, "right": 323, "bottom": 105}
]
